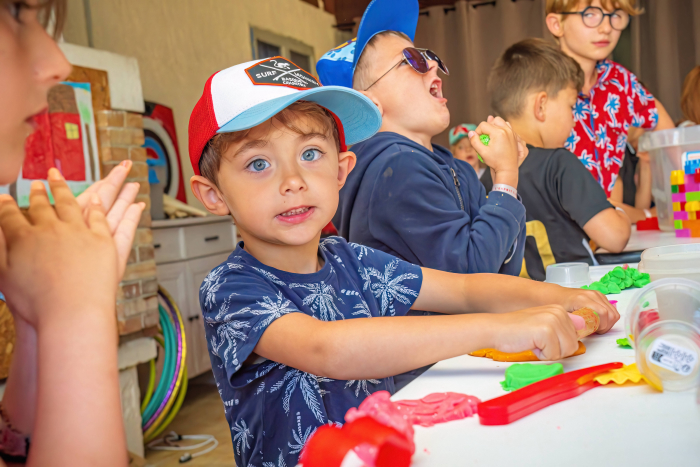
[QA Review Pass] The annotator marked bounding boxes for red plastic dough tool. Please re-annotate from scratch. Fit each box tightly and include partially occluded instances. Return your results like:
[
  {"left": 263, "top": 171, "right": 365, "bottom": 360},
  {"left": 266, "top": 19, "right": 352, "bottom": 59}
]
[{"left": 478, "top": 362, "right": 623, "bottom": 425}]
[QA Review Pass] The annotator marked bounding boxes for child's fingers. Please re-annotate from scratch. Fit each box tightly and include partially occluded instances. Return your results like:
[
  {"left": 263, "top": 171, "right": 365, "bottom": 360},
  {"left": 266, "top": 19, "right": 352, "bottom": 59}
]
[
  {"left": 106, "top": 183, "right": 140, "bottom": 234},
  {"left": 0, "top": 225, "right": 7, "bottom": 272},
  {"left": 113, "top": 202, "right": 145, "bottom": 279},
  {"left": 27, "top": 181, "right": 56, "bottom": 225},
  {"left": 97, "top": 161, "right": 132, "bottom": 212},
  {"left": 0, "top": 195, "right": 31, "bottom": 244},
  {"left": 47, "top": 168, "right": 84, "bottom": 225},
  {"left": 490, "top": 116, "right": 509, "bottom": 128},
  {"left": 87, "top": 194, "right": 111, "bottom": 238}
]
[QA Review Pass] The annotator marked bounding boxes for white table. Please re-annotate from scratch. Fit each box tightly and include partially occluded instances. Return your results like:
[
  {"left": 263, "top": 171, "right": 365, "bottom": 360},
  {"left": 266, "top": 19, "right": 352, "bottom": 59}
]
[
  {"left": 597, "top": 226, "right": 700, "bottom": 254},
  {"left": 394, "top": 265, "right": 700, "bottom": 466}
]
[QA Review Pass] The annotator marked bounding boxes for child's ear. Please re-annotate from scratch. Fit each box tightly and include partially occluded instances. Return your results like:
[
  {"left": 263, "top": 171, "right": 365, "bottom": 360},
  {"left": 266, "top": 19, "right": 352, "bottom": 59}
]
[
  {"left": 337, "top": 151, "right": 357, "bottom": 189},
  {"left": 546, "top": 13, "right": 564, "bottom": 38},
  {"left": 190, "top": 175, "right": 231, "bottom": 216},
  {"left": 359, "top": 91, "right": 384, "bottom": 117},
  {"left": 534, "top": 91, "right": 548, "bottom": 122}
]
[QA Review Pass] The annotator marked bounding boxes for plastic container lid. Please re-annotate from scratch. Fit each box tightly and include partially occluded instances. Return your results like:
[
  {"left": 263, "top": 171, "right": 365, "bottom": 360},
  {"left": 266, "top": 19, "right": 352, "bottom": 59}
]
[
  {"left": 638, "top": 125, "right": 700, "bottom": 152},
  {"left": 545, "top": 263, "right": 591, "bottom": 288},
  {"left": 625, "top": 278, "right": 700, "bottom": 391},
  {"left": 638, "top": 243, "right": 700, "bottom": 276}
]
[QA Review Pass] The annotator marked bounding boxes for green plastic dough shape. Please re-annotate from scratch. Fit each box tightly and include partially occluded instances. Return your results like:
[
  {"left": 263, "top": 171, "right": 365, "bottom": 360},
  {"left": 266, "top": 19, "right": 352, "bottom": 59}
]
[
  {"left": 581, "top": 267, "right": 649, "bottom": 295},
  {"left": 500, "top": 363, "right": 564, "bottom": 391},
  {"left": 476, "top": 134, "right": 490, "bottom": 163},
  {"left": 616, "top": 338, "right": 632, "bottom": 349}
]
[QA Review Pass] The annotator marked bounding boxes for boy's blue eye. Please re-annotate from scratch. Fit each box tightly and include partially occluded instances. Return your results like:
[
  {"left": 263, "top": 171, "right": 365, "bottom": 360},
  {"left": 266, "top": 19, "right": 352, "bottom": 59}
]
[
  {"left": 248, "top": 159, "right": 270, "bottom": 172},
  {"left": 301, "top": 149, "right": 322, "bottom": 162}
]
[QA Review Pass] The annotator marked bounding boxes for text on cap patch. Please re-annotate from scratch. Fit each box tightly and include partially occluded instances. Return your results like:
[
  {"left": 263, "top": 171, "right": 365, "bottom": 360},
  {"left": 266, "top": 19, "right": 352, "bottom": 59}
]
[{"left": 245, "top": 57, "right": 320, "bottom": 90}]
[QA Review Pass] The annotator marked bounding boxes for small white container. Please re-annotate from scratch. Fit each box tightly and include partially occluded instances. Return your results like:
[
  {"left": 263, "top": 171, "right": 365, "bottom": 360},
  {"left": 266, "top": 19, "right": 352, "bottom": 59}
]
[
  {"left": 545, "top": 262, "right": 591, "bottom": 288},
  {"left": 638, "top": 244, "right": 700, "bottom": 283}
]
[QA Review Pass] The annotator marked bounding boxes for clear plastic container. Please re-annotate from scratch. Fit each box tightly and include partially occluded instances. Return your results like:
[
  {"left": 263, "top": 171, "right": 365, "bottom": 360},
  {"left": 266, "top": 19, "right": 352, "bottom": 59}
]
[
  {"left": 638, "top": 125, "right": 700, "bottom": 231},
  {"left": 625, "top": 278, "right": 700, "bottom": 391},
  {"left": 544, "top": 262, "right": 591, "bottom": 288},
  {"left": 638, "top": 244, "right": 700, "bottom": 283}
]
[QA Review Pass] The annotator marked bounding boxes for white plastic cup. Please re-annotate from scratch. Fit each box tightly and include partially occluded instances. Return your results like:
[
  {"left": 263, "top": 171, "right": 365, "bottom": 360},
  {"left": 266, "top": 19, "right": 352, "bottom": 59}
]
[{"left": 625, "top": 278, "right": 700, "bottom": 391}]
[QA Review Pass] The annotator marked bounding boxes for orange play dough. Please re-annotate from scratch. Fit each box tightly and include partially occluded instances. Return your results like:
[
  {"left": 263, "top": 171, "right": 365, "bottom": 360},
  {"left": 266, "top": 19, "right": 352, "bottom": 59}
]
[{"left": 469, "top": 341, "right": 587, "bottom": 362}]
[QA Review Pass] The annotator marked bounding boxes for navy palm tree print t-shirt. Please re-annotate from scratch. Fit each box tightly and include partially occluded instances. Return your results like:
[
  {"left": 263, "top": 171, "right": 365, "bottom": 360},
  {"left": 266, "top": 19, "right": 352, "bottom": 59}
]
[{"left": 199, "top": 237, "right": 423, "bottom": 467}]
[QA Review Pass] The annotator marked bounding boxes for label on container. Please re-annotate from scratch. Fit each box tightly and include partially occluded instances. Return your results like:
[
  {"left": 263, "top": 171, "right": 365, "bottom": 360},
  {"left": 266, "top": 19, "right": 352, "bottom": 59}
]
[{"left": 649, "top": 339, "right": 698, "bottom": 376}]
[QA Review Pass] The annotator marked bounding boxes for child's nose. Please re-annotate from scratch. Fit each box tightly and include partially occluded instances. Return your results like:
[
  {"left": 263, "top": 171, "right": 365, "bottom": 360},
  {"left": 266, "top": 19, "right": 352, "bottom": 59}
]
[{"left": 279, "top": 170, "right": 307, "bottom": 195}]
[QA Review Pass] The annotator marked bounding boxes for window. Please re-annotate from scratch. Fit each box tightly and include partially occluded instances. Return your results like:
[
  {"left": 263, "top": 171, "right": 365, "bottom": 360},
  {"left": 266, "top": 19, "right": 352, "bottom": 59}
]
[
  {"left": 250, "top": 27, "right": 316, "bottom": 76},
  {"left": 290, "top": 51, "right": 311, "bottom": 72},
  {"left": 257, "top": 40, "right": 281, "bottom": 59}
]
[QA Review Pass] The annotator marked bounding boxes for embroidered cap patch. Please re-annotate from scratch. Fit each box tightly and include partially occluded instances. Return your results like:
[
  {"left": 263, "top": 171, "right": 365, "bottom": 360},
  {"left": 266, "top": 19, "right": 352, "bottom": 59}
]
[{"left": 245, "top": 57, "right": 320, "bottom": 90}]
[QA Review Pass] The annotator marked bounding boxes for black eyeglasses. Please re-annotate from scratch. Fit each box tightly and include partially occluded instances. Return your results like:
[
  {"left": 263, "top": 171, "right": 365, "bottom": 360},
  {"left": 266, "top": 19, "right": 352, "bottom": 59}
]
[
  {"left": 364, "top": 47, "right": 449, "bottom": 91},
  {"left": 561, "top": 6, "right": 630, "bottom": 31}
]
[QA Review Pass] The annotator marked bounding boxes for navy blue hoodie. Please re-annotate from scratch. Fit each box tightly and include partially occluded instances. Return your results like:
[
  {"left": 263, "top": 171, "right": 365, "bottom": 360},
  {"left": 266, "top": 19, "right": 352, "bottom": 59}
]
[{"left": 334, "top": 132, "right": 526, "bottom": 275}]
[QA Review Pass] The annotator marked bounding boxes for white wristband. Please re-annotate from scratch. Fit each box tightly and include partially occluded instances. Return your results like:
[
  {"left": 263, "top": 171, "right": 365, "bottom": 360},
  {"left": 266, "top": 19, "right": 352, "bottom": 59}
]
[
  {"left": 643, "top": 208, "right": 652, "bottom": 219},
  {"left": 492, "top": 183, "right": 518, "bottom": 198}
]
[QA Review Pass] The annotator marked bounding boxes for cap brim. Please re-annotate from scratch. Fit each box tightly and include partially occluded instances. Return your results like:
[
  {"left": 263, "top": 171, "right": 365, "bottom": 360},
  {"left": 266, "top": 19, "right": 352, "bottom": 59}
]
[{"left": 216, "top": 86, "right": 381, "bottom": 146}]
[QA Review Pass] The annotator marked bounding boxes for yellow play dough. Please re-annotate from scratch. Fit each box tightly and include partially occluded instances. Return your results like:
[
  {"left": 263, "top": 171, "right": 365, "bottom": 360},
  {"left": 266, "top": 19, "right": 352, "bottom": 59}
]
[{"left": 594, "top": 363, "right": 662, "bottom": 391}]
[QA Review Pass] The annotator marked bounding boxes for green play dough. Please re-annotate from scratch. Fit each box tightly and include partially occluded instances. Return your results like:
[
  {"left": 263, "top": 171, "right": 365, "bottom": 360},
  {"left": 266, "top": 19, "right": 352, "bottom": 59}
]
[
  {"left": 617, "top": 338, "right": 632, "bottom": 349},
  {"left": 500, "top": 363, "right": 564, "bottom": 391},
  {"left": 477, "top": 134, "right": 490, "bottom": 163},
  {"left": 581, "top": 267, "right": 650, "bottom": 295}
]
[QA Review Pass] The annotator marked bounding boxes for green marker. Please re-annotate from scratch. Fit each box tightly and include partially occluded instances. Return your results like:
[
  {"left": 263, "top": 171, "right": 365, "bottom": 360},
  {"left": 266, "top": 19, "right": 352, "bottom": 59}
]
[{"left": 477, "top": 134, "right": 489, "bottom": 163}]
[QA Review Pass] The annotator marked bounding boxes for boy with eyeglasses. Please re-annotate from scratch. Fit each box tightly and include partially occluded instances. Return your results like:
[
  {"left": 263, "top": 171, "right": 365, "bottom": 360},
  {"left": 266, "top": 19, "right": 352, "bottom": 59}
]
[
  {"left": 546, "top": 0, "right": 675, "bottom": 197},
  {"left": 316, "top": 0, "right": 526, "bottom": 286}
]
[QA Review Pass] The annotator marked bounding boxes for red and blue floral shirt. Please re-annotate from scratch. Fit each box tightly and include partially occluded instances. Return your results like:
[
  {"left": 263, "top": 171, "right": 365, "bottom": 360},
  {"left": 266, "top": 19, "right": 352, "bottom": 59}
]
[{"left": 564, "top": 60, "right": 658, "bottom": 196}]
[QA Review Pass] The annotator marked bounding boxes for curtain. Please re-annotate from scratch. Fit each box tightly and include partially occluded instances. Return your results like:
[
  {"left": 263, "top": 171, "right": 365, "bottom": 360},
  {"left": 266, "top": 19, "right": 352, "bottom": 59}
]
[{"left": 634, "top": 0, "right": 699, "bottom": 123}]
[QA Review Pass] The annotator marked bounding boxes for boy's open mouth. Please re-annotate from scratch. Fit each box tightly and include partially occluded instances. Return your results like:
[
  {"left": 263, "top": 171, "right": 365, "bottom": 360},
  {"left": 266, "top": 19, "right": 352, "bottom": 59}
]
[
  {"left": 429, "top": 79, "right": 446, "bottom": 102},
  {"left": 276, "top": 206, "right": 315, "bottom": 224}
]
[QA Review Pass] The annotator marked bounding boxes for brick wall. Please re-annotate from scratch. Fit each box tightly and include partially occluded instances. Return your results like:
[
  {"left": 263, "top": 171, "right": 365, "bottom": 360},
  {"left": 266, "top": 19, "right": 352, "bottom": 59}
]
[{"left": 95, "top": 110, "right": 159, "bottom": 336}]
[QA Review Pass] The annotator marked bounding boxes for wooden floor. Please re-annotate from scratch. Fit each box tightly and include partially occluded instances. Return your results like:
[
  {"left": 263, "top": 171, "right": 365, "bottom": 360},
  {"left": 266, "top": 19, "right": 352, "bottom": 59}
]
[{"left": 144, "top": 373, "right": 236, "bottom": 466}]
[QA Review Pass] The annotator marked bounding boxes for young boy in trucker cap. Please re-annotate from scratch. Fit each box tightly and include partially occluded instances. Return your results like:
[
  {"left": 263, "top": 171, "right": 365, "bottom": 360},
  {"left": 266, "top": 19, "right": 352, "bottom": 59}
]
[{"left": 187, "top": 56, "right": 619, "bottom": 466}]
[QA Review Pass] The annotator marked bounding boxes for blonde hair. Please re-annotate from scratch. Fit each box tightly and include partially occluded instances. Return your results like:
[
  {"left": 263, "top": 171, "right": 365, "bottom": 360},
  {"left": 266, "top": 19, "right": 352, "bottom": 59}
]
[
  {"left": 353, "top": 30, "right": 413, "bottom": 91},
  {"left": 546, "top": 0, "right": 642, "bottom": 15},
  {"left": 198, "top": 101, "right": 340, "bottom": 187},
  {"left": 489, "top": 38, "right": 584, "bottom": 119},
  {"left": 681, "top": 66, "right": 700, "bottom": 125}
]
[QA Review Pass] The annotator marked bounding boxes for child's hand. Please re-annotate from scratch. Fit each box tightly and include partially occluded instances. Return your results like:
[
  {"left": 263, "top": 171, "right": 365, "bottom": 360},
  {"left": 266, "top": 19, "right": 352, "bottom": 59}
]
[
  {"left": 490, "top": 305, "right": 580, "bottom": 361},
  {"left": 469, "top": 116, "right": 519, "bottom": 187},
  {"left": 0, "top": 169, "right": 142, "bottom": 328},
  {"left": 556, "top": 288, "right": 620, "bottom": 334}
]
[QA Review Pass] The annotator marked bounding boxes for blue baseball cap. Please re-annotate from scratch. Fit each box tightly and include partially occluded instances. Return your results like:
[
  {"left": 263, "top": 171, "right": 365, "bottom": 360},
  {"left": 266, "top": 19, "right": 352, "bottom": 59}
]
[{"left": 316, "top": 0, "right": 419, "bottom": 88}]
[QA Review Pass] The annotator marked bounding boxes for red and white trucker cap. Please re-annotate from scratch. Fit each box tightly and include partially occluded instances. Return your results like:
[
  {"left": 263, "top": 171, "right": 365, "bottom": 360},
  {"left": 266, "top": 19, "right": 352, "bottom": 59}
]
[{"left": 188, "top": 56, "right": 382, "bottom": 175}]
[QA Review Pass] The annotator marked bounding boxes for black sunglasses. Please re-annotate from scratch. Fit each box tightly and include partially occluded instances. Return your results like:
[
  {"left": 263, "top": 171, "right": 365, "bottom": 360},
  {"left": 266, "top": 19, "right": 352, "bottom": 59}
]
[
  {"left": 364, "top": 47, "right": 449, "bottom": 91},
  {"left": 560, "top": 6, "right": 630, "bottom": 31}
]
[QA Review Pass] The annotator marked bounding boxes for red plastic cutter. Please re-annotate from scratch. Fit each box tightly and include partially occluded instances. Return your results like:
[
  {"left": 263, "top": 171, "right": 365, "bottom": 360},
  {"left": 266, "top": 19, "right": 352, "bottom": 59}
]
[{"left": 478, "top": 362, "right": 623, "bottom": 425}]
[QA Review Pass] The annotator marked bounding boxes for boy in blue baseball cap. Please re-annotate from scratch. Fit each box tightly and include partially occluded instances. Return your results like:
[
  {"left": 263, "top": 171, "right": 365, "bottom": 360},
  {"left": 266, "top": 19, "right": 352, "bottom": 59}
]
[{"left": 317, "top": 0, "right": 527, "bottom": 282}]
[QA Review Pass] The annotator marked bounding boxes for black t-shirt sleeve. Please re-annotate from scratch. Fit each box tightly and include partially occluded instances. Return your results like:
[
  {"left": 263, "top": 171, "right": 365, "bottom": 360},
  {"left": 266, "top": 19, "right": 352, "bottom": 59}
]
[
  {"left": 480, "top": 168, "right": 493, "bottom": 193},
  {"left": 552, "top": 149, "right": 614, "bottom": 227}
]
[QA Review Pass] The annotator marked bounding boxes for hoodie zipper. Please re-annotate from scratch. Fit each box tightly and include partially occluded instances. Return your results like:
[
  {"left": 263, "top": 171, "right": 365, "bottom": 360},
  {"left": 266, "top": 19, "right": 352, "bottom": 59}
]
[{"left": 450, "top": 168, "right": 465, "bottom": 211}]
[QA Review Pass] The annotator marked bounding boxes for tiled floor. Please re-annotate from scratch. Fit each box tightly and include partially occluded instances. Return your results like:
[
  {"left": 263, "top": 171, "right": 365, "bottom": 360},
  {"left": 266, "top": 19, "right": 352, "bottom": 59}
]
[{"left": 144, "top": 373, "right": 236, "bottom": 466}]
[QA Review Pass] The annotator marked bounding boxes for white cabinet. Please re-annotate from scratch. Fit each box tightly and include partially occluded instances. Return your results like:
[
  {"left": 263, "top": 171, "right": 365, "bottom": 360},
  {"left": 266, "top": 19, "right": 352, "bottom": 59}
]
[{"left": 153, "top": 217, "right": 236, "bottom": 378}]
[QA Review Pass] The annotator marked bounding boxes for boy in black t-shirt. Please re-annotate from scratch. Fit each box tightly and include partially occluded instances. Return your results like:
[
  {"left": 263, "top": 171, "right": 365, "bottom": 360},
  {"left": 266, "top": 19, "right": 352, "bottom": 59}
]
[{"left": 481, "top": 39, "right": 631, "bottom": 280}]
